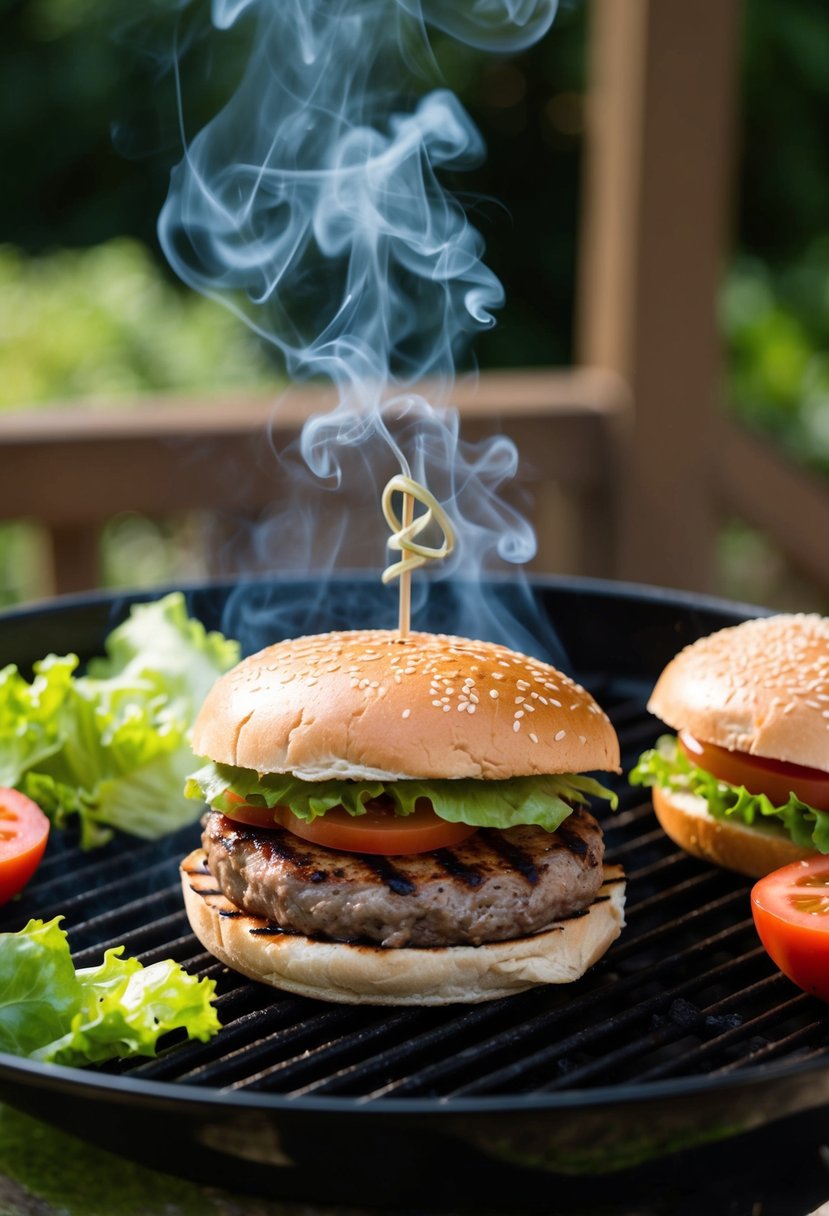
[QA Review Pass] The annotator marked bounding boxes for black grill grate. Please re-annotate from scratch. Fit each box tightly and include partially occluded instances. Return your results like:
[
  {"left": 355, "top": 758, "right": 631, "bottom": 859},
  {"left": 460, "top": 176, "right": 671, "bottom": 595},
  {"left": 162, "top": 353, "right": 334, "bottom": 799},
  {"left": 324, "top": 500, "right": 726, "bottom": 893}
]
[{"left": 6, "top": 663, "right": 828, "bottom": 1106}]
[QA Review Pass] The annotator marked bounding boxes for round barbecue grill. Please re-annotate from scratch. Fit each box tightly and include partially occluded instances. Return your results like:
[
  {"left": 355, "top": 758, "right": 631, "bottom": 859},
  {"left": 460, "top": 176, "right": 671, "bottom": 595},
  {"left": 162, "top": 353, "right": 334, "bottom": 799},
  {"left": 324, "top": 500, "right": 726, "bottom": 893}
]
[{"left": 2, "top": 574, "right": 829, "bottom": 1216}]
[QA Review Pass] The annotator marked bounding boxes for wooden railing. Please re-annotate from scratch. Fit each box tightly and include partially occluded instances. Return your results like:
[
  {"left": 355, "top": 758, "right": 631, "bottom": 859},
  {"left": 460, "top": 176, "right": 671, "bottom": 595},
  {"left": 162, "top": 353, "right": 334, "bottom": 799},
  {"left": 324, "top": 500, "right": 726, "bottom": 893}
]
[
  {"left": 3, "top": 368, "right": 829, "bottom": 602},
  {"left": 0, "top": 368, "right": 629, "bottom": 597}
]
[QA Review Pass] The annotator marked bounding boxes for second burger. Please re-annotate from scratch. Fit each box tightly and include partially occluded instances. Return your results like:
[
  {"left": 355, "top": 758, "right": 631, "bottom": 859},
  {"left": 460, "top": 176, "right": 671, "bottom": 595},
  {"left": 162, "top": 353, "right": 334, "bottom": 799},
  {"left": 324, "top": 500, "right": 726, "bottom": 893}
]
[{"left": 631, "top": 613, "right": 829, "bottom": 877}]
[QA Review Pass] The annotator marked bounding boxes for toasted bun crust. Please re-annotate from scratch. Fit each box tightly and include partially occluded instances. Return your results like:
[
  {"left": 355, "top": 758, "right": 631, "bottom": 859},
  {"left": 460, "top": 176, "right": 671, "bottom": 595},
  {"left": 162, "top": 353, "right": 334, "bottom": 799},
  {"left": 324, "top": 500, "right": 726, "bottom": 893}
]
[
  {"left": 181, "top": 849, "right": 626, "bottom": 1005},
  {"left": 191, "top": 630, "right": 619, "bottom": 781},
  {"left": 652, "top": 787, "right": 816, "bottom": 878},
  {"left": 648, "top": 613, "right": 829, "bottom": 771}
]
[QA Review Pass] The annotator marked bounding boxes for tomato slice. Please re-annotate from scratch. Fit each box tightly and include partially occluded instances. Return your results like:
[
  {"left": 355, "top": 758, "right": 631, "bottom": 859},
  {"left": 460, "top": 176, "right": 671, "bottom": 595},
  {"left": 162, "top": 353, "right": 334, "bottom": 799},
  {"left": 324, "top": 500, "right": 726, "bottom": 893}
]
[
  {"left": 752, "top": 857, "right": 829, "bottom": 1001},
  {"left": 221, "top": 793, "right": 477, "bottom": 855},
  {"left": 678, "top": 731, "right": 829, "bottom": 810},
  {"left": 0, "top": 788, "right": 50, "bottom": 906}
]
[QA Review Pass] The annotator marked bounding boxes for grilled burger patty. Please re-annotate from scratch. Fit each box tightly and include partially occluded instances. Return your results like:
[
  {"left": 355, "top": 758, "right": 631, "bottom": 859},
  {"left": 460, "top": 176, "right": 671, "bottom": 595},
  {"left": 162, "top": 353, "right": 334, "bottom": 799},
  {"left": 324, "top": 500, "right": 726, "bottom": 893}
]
[{"left": 201, "top": 806, "right": 605, "bottom": 948}]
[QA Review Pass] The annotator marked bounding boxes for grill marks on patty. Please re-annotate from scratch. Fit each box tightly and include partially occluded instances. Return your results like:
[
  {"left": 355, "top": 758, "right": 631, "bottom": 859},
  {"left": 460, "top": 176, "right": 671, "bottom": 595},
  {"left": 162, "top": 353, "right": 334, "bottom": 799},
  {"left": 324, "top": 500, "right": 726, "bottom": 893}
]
[{"left": 201, "top": 806, "right": 605, "bottom": 948}]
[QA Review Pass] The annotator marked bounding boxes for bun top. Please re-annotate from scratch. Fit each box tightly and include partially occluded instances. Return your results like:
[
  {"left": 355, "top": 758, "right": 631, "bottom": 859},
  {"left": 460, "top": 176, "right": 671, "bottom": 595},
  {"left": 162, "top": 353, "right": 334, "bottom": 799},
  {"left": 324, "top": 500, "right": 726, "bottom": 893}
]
[
  {"left": 648, "top": 613, "right": 829, "bottom": 771},
  {"left": 191, "top": 629, "right": 619, "bottom": 781}
]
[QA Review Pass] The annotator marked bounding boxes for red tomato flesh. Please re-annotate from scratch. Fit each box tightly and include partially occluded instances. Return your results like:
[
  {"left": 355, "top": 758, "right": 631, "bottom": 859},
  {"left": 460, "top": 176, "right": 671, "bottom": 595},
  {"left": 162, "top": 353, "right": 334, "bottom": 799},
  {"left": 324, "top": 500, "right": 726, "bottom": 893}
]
[
  {"left": 752, "top": 857, "right": 829, "bottom": 1002},
  {"left": 0, "top": 788, "right": 50, "bottom": 906},
  {"left": 679, "top": 731, "right": 829, "bottom": 810},
  {"left": 222, "top": 793, "right": 477, "bottom": 855}
]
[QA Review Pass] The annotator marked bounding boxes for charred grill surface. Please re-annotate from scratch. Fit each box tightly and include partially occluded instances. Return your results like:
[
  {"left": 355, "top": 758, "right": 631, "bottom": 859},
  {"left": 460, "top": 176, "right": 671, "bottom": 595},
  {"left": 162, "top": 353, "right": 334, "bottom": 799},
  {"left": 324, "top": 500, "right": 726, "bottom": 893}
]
[
  {"left": 200, "top": 805, "right": 604, "bottom": 947},
  {"left": 3, "top": 582, "right": 829, "bottom": 1121}
]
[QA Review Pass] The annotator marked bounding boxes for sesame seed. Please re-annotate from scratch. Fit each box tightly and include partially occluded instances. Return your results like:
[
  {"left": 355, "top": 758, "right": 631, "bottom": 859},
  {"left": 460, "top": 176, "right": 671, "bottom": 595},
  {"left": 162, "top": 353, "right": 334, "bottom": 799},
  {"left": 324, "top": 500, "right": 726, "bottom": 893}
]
[
  {"left": 443, "top": 704, "right": 451, "bottom": 713},
  {"left": 489, "top": 689, "right": 499, "bottom": 699},
  {"left": 514, "top": 710, "right": 524, "bottom": 719},
  {"left": 402, "top": 709, "right": 411, "bottom": 719},
  {"left": 529, "top": 732, "right": 538, "bottom": 743},
  {"left": 555, "top": 729, "right": 567, "bottom": 741},
  {"left": 513, "top": 720, "right": 521, "bottom": 732}
]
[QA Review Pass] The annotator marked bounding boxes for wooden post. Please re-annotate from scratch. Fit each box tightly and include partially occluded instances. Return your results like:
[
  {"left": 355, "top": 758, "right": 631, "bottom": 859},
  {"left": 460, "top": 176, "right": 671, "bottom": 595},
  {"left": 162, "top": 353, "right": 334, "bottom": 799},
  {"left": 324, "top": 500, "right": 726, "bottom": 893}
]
[
  {"left": 48, "top": 524, "right": 100, "bottom": 597},
  {"left": 577, "top": 0, "right": 742, "bottom": 592}
]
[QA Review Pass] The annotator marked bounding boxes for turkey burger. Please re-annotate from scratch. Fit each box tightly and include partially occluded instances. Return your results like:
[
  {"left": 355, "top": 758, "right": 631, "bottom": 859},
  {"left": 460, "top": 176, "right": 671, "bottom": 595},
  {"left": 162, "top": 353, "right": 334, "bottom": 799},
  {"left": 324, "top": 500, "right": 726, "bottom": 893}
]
[{"left": 181, "top": 629, "right": 626, "bottom": 1004}]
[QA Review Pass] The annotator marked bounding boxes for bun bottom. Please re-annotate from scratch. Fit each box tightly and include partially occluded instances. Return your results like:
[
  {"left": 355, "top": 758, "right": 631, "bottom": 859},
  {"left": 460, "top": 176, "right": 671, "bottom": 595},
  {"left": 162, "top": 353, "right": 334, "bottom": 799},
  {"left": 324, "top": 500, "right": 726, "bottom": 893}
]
[
  {"left": 652, "top": 787, "right": 817, "bottom": 878},
  {"left": 180, "top": 848, "right": 626, "bottom": 1006}
]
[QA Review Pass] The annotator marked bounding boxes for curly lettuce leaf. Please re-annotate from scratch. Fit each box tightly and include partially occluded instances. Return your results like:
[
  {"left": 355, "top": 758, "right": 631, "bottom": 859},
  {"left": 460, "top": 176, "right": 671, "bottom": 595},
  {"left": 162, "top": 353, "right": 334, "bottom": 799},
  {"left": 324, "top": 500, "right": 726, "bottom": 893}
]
[
  {"left": 630, "top": 734, "right": 829, "bottom": 852},
  {"left": 0, "top": 593, "right": 239, "bottom": 848},
  {"left": 85, "top": 590, "right": 240, "bottom": 720},
  {"left": 0, "top": 655, "right": 75, "bottom": 788},
  {"left": 0, "top": 917, "right": 219, "bottom": 1067},
  {"left": 186, "top": 762, "right": 618, "bottom": 835}
]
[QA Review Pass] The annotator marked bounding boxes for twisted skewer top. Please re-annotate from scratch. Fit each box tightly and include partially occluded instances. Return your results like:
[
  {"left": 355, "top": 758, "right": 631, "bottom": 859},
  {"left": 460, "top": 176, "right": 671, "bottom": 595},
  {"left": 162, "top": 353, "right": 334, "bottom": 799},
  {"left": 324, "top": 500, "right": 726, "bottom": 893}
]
[{"left": 381, "top": 474, "right": 455, "bottom": 637}]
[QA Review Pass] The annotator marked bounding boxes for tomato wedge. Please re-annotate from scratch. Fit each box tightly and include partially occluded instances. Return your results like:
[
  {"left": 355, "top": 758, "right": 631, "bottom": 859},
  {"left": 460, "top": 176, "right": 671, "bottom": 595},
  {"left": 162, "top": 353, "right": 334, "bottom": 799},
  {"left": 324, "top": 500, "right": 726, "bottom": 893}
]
[
  {"left": 0, "top": 787, "right": 50, "bottom": 906},
  {"left": 679, "top": 731, "right": 829, "bottom": 810},
  {"left": 221, "top": 793, "right": 477, "bottom": 855},
  {"left": 752, "top": 857, "right": 829, "bottom": 1002}
]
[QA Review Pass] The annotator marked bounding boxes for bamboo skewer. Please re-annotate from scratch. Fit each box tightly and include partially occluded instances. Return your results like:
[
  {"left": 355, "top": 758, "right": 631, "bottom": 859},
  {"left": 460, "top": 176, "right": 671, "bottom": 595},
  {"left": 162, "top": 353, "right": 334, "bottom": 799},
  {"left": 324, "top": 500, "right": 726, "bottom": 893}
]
[{"left": 381, "top": 474, "right": 455, "bottom": 639}]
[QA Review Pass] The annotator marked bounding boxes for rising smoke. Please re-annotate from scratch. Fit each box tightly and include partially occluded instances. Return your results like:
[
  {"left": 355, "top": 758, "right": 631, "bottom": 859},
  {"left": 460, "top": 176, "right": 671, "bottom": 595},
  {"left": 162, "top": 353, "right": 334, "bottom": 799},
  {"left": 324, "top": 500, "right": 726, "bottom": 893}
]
[{"left": 158, "top": 0, "right": 564, "bottom": 657}]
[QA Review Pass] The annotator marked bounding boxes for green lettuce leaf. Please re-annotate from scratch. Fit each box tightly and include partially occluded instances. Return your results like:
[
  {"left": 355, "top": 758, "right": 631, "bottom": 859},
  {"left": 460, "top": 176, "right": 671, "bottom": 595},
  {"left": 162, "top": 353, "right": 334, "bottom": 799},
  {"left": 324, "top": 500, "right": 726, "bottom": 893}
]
[
  {"left": 186, "top": 762, "right": 618, "bottom": 835},
  {"left": 0, "top": 655, "right": 74, "bottom": 788},
  {"left": 630, "top": 734, "right": 829, "bottom": 852},
  {"left": 0, "top": 593, "right": 239, "bottom": 848},
  {"left": 0, "top": 917, "right": 219, "bottom": 1067}
]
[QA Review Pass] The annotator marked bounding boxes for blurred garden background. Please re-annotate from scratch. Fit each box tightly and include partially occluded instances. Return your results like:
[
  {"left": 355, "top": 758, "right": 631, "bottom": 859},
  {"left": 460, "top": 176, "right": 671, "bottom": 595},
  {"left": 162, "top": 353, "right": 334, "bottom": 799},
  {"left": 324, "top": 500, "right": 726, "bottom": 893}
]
[{"left": 2, "top": 0, "right": 829, "bottom": 608}]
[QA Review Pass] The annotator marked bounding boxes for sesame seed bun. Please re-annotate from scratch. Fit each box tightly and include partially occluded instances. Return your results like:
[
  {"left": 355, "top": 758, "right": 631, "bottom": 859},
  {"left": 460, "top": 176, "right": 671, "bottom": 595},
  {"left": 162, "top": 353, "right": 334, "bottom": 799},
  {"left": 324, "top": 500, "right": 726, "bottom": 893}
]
[
  {"left": 648, "top": 614, "right": 829, "bottom": 771},
  {"left": 191, "top": 630, "right": 620, "bottom": 781},
  {"left": 181, "top": 848, "right": 626, "bottom": 1005}
]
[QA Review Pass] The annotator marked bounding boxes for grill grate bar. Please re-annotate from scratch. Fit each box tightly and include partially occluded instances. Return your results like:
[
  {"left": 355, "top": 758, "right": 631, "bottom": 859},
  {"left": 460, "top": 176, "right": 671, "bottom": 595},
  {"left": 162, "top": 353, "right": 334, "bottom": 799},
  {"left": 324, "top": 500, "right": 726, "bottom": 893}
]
[
  {"left": 630, "top": 973, "right": 815, "bottom": 1083},
  {"left": 122, "top": 977, "right": 320, "bottom": 1081},
  {"left": 715, "top": 1009, "right": 829, "bottom": 1076},
  {"left": 266, "top": 1000, "right": 528, "bottom": 1099},
  {"left": 70, "top": 900, "right": 188, "bottom": 966},
  {"left": 222, "top": 1008, "right": 432, "bottom": 1093},
  {"left": 370, "top": 917, "right": 761, "bottom": 1098},
  {"left": 181, "top": 1007, "right": 416, "bottom": 1089},
  {"left": 29, "top": 871, "right": 182, "bottom": 941}
]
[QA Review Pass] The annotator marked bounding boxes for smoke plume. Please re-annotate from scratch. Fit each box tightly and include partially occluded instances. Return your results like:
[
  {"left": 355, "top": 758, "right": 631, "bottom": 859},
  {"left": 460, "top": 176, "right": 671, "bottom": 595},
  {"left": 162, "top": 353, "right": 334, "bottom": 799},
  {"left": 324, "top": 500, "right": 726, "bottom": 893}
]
[{"left": 158, "top": 0, "right": 563, "bottom": 658}]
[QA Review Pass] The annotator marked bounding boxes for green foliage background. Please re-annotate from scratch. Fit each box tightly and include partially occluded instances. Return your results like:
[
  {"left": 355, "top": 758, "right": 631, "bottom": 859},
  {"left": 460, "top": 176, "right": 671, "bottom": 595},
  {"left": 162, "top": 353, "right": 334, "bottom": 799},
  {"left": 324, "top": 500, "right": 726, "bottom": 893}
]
[{"left": 1, "top": 0, "right": 828, "bottom": 603}]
